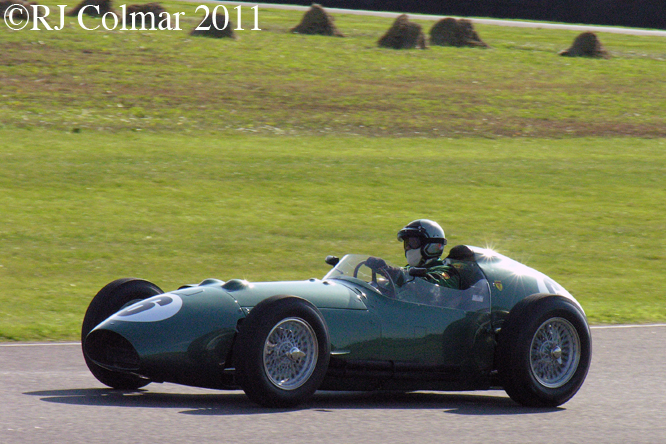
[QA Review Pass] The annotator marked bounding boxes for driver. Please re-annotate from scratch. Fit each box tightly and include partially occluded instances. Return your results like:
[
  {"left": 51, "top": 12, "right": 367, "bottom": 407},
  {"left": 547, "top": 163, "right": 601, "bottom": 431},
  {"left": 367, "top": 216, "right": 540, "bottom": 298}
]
[{"left": 366, "top": 219, "right": 460, "bottom": 289}]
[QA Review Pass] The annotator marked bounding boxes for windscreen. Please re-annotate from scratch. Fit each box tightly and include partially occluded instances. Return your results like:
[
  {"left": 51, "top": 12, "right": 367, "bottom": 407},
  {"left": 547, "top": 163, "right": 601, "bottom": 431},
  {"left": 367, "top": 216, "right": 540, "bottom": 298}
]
[{"left": 324, "top": 254, "right": 490, "bottom": 312}]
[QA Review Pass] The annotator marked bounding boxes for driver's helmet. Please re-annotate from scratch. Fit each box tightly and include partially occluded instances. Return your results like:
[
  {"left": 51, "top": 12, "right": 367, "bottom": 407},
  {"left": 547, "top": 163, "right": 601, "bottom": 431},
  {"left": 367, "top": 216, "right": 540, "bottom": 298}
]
[{"left": 397, "top": 219, "right": 447, "bottom": 266}]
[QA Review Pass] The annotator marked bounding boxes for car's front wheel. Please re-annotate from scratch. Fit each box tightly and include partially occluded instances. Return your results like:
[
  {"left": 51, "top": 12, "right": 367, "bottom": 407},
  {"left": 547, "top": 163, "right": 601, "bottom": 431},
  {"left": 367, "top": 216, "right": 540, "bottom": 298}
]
[
  {"left": 233, "top": 295, "right": 330, "bottom": 408},
  {"left": 496, "top": 294, "right": 592, "bottom": 407},
  {"left": 81, "top": 278, "right": 163, "bottom": 390}
]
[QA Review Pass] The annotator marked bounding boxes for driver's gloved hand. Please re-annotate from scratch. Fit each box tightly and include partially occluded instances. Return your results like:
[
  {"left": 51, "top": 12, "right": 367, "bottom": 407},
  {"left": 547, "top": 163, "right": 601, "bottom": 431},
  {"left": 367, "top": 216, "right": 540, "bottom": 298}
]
[
  {"left": 366, "top": 257, "right": 401, "bottom": 282},
  {"left": 366, "top": 257, "right": 388, "bottom": 271}
]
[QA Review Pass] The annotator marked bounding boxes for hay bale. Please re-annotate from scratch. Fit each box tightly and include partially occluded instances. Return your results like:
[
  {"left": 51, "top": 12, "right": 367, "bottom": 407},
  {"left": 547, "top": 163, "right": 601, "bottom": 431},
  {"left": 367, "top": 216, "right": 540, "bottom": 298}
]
[
  {"left": 290, "top": 3, "right": 343, "bottom": 37},
  {"left": 430, "top": 18, "right": 488, "bottom": 48},
  {"left": 378, "top": 14, "right": 426, "bottom": 49},
  {"left": 559, "top": 32, "right": 610, "bottom": 58},
  {"left": 190, "top": 13, "right": 236, "bottom": 38},
  {"left": 1, "top": 0, "right": 38, "bottom": 21},
  {"left": 124, "top": 2, "right": 166, "bottom": 21},
  {"left": 67, "top": 0, "right": 113, "bottom": 17}
]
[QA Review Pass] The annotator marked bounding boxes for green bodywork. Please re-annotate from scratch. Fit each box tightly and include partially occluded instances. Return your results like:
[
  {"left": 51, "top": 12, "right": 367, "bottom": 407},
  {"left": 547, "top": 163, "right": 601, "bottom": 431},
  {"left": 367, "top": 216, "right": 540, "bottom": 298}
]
[{"left": 87, "top": 246, "right": 580, "bottom": 392}]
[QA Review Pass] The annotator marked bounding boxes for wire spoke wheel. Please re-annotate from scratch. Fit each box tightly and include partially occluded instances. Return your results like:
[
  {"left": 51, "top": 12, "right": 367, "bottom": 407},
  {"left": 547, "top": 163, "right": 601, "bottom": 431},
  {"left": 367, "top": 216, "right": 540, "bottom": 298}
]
[
  {"left": 235, "top": 296, "right": 330, "bottom": 407},
  {"left": 498, "top": 295, "right": 591, "bottom": 407},
  {"left": 529, "top": 317, "right": 581, "bottom": 389},
  {"left": 263, "top": 317, "right": 319, "bottom": 391}
]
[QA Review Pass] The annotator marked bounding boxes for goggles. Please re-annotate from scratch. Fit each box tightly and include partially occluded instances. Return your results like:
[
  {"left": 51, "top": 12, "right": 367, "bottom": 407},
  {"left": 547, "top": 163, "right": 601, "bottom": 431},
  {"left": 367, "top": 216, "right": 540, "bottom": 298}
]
[{"left": 403, "top": 237, "right": 423, "bottom": 251}]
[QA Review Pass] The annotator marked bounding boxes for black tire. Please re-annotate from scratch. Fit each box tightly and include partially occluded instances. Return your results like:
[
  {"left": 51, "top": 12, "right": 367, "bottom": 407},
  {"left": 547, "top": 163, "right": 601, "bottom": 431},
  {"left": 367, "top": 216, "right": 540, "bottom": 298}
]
[
  {"left": 233, "top": 295, "right": 330, "bottom": 408},
  {"left": 81, "top": 278, "right": 163, "bottom": 389},
  {"left": 496, "top": 294, "right": 592, "bottom": 407}
]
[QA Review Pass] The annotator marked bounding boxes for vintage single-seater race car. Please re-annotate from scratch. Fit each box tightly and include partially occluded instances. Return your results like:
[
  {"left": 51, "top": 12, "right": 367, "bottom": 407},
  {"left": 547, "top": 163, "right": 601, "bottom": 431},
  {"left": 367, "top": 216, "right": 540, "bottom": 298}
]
[{"left": 81, "top": 245, "right": 591, "bottom": 408}]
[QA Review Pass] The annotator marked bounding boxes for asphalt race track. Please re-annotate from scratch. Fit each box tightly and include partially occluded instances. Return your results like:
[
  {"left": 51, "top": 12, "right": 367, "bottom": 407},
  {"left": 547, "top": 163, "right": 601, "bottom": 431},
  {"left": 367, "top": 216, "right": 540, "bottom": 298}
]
[{"left": 1, "top": 325, "right": 665, "bottom": 444}]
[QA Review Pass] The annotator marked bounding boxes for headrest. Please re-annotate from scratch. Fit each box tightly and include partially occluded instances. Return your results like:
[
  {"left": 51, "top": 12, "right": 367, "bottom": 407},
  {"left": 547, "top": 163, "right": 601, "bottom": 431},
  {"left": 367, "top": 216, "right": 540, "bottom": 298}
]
[{"left": 446, "top": 245, "right": 475, "bottom": 261}]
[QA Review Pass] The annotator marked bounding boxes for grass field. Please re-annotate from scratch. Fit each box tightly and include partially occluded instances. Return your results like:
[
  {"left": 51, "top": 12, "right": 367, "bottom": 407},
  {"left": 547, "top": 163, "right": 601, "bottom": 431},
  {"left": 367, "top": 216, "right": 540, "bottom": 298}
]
[{"left": 1, "top": 2, "right": 665, "bottom": 340}]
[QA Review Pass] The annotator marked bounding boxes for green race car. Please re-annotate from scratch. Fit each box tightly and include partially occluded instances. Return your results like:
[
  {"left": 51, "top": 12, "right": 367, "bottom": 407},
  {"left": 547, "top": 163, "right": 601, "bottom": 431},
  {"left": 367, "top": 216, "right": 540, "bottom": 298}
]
[{"left": 82, "top": 245, "right": 591, "bottom": 408}]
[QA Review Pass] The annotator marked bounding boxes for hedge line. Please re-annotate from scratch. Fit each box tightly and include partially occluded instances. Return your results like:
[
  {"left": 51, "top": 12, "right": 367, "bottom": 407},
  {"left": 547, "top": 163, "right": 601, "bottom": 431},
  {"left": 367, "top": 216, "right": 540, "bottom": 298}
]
[{"left": 274, "top": 0, "right": 666, "bottom": 30}]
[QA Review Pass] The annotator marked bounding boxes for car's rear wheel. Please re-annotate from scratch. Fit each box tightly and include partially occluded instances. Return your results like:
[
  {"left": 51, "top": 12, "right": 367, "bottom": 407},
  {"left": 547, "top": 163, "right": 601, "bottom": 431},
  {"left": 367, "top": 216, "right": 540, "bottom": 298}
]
[
  {"left": 496, "top": 294, "right": 591, "bottom": 407},
  {"left": 233, "top": 295, "right": 330, "bottom": 408},
  {"left": 81, "top": 278, "right": 163, "bottom": 389}
]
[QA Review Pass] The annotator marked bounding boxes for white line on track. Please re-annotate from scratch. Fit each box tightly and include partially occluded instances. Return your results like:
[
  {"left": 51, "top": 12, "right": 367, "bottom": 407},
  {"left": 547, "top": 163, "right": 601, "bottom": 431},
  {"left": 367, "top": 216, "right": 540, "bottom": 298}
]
[
  {"left": 590, "top": 324, "right": 666, "bottom": 330},
  {"left": 1, "top": 324, "right": 665, "bottom": 347}
]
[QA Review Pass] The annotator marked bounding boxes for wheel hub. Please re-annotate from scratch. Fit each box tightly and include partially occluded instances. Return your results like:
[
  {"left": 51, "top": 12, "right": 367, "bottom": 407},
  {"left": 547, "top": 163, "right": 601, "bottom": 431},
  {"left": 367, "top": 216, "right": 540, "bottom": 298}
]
[
  {"left": 263, "top": 317, "right": 318, "bottom": 391},
  {"left": 539, "top": 342, "right": 563, "bottom": 364},
  {"left": 287, "top": 347, "right": 306, "bottom": 362},
  {"left": 551, "top": 346, "right": 562, "bottom": 361}
]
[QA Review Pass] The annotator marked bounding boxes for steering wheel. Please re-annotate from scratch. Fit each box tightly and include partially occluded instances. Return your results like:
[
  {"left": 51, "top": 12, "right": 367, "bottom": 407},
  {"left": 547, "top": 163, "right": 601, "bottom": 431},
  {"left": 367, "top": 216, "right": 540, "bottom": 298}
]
[
  {"left": 353, "top": 260, "right": 395, "bottom": 298},
  {"left": 353, "top": 260, "right": 376, "bottom": 282}
]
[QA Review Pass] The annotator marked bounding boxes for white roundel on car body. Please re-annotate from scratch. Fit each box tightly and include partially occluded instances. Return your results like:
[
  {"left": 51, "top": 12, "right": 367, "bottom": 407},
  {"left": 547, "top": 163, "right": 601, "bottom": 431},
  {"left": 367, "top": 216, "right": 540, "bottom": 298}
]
[{"left": 111, "top": 293, "right": 183, "bottom": 323}]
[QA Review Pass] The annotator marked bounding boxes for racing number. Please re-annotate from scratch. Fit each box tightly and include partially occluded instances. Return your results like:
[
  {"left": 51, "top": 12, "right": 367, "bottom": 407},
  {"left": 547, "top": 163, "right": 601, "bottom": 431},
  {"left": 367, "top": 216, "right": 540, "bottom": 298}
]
[{"left": 118, "top": 296, "right": 174, "bottom": 317}]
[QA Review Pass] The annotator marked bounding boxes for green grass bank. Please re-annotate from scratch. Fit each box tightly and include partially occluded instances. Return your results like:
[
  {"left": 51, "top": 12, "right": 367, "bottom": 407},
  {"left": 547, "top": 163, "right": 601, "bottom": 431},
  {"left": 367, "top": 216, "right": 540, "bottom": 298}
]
[
  {"left": 1, "top": 130, "right": 665, "bottom": 340},
  {"left": 1, "top": 3, "right": 665, "bottom": 340}
]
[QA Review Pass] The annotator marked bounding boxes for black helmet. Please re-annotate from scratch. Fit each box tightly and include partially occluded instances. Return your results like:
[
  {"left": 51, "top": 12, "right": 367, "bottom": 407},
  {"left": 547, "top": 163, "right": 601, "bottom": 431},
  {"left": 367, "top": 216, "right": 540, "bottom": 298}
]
[{"left": 397, "top": 219, "right": 447, "bottom": 264}]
